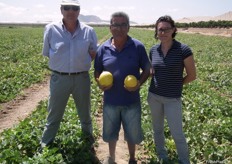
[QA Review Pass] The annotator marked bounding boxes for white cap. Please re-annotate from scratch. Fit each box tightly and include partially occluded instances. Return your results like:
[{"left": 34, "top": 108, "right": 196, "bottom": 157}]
[{"left": 60, "top": 0, "right": 80, "bottom": 6}]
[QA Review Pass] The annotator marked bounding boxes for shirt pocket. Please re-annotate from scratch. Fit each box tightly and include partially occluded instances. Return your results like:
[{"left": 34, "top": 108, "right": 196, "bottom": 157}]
[
  {"left": 72, "top": 39, "right": 92, "bottom": 68},
  {"left": 49, "top": 41, "right": 65, "bottom": 56}
]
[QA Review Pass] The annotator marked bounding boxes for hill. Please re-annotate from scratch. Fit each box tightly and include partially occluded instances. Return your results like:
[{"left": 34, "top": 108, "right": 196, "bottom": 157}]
[
  {"left": 176, "top": 11, "right": 232, "bottom": 23},
  {"left": 79, "top": 14, "right": 137, "bottom": 25},
  {"left": 79, "top": 14, "right": 109, "bottom": 24}
]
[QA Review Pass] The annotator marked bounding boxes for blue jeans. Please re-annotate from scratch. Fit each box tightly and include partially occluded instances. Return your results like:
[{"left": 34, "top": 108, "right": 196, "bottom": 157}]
[
  {"left": 102, "top": 103, "right": 143, "bottom": 144},
  {"left": 147, "top": 92, "right": 190, "bottom": 164},
  {"left": 41, "top": 72, "right": 93, "bottom": 146}
]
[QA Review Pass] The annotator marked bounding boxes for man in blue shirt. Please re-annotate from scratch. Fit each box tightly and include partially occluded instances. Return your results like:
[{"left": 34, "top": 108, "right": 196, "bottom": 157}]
[
  {"left": 41, "top": 0, "right": 98, "bottom": 149},
  {"left": 94, "top": 12, "right": 150, "bottom": 164}
]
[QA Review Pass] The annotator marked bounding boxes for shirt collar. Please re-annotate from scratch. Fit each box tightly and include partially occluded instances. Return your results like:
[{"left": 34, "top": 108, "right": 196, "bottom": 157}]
[
  {"left": 61, "top": 19, "right": 80, "bottom": 32},
  {"left": 158, "top": 39, "right": 177, "bottom": 51}
]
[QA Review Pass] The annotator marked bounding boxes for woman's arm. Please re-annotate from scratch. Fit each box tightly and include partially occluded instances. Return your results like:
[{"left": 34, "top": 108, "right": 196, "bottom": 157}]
[{"left": 183, "top": 55, "right": 197, "bottom": 85}]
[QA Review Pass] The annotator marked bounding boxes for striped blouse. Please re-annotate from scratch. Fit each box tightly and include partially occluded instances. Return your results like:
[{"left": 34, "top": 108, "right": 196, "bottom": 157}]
[{"left": 148, "top": 39, "right": 193, "bottom": 98}]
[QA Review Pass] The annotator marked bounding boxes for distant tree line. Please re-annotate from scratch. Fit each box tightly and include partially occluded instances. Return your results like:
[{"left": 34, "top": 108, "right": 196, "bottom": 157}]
[
  {"left": 132, "top": 20, "right": 232, "bottom": 28},
  {"left": 176, "top": 20, "right": 232, "bottom": 28}
]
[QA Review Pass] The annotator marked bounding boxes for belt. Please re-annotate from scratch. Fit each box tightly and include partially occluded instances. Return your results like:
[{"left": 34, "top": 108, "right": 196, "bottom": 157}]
[{"left": 52, "top": 70, "right": 87, "bottom": 75}]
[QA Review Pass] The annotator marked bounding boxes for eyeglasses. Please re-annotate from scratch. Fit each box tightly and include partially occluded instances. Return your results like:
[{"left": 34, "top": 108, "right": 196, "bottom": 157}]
[
  {"left": 63, "top": 5, "right": 80, "bottom": 11},
  {"left": 157, "top": 27, "right": 173, "bottom": 34},
  {"left": 111, "top": 23, "right": 128, "bottom": 28}
]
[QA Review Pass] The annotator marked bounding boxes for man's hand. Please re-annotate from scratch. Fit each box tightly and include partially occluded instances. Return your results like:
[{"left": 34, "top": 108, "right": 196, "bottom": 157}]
[
  {"left": 89, "top": 50, "right": 96, "bottom": 60},
  {"left": 96, "top": 78, "right": 113, "bottom": 91}
]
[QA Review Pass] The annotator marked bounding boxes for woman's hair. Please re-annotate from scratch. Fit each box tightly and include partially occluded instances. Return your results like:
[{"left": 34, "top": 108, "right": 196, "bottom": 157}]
[
  {"left": 110, "top": 11, "right": 130, "bottom": 26},
  {"left": 154, "top": 15, "right": 177, "bottom": 40}
]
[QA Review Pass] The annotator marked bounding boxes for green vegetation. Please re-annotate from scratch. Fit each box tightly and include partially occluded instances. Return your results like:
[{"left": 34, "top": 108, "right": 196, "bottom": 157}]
[
  {"left": 0, "top": 26, "right": 231, "bottom": 163},
  {"left": 0, "top": 26, "right": 47, "bottom": 103}
]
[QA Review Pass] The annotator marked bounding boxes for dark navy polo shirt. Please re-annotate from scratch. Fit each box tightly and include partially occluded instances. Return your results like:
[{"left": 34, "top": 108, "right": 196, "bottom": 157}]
[
  {"left": 149, "top": 39, "right": 193, "bottom": 98},
  {"left": 94, "top": 36, "right": 150, "bottom": 106}
]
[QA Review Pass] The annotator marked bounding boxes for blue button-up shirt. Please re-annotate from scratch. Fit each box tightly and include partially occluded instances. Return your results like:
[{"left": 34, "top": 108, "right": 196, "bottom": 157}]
[{"left": 42, "top": 20, "right": 98, "bottom": 72}]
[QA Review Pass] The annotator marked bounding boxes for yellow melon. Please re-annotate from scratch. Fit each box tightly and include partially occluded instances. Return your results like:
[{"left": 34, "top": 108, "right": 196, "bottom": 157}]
[
  {"left": 124, "top": 75, "right": 137, "bottom": 88},
  {"left": 99, "top": 71, "right": 113, "bottom": 87}
]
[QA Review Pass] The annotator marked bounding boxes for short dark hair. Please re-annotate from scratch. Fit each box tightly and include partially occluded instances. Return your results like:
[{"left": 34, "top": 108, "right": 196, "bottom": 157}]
[
  {"left": 110, "top": 11, "right": 130, "bottom": 26},
  {"left": 154, "top": 15, "right": 177, "bottom": 40}
]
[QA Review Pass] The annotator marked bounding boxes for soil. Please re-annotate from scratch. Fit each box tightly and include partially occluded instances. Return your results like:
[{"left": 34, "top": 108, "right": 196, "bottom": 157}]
[
  {"left": 0, "top": 28, "right": 230, "bottom": 163},
  {"left": 0, "top": 77, "right": 50, "bottom": 132},
  {"left": 177, "top": 27, "right": 232, "bottom": 37}
]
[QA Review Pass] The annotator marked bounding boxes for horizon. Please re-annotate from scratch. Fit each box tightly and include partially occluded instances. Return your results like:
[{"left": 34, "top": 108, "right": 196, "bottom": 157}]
[{"left": 0, "top": 0, "right": 232, "bottom": 24}]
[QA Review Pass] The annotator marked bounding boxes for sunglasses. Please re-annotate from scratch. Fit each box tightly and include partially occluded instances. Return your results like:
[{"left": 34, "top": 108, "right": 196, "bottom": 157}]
[
  {"left": 111, "top": 23, "right": 128, "bottom": 28},
  {"left": 63, "top": 5, "right": 80, "bottom": 11}
]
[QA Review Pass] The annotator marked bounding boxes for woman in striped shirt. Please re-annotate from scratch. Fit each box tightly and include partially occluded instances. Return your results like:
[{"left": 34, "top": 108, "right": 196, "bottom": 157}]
[{"left": 147, "top": 15, "right": 196, "bottom": 164}]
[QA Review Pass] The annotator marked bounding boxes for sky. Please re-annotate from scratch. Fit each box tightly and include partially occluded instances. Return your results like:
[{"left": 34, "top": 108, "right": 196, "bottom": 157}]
[{"left": 0, "top": 0, "right": 231, "bottom": 24}]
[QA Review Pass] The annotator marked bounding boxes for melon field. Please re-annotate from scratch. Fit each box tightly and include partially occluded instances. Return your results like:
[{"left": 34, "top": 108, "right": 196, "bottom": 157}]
[{"left": 0, "top": 26, "right": 231, "bottom": 163}]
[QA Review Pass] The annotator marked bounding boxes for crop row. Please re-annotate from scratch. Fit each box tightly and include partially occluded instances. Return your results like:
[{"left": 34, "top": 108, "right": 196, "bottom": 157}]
[{"left": 0, "top": 27, "right": 47, "bottom": 103}]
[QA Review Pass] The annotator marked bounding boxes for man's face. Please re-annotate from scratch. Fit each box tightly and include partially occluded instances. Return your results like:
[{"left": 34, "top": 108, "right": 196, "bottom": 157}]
[
  {"left": 61, "top": 5, "right": 80, "bottom": 22},
  {"left": 110, "top": 16, "right": 129, "bottom": 39}
]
